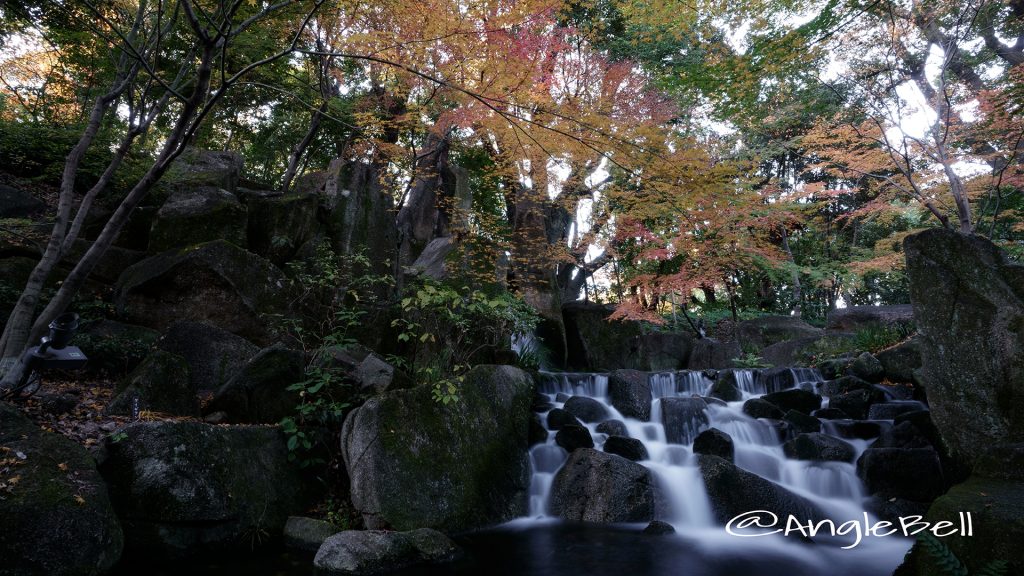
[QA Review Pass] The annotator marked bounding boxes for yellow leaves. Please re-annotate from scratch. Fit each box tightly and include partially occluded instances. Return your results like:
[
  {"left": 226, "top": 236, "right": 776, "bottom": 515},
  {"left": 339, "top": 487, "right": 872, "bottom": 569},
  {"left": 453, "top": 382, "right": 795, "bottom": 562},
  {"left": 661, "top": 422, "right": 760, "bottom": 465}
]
[
  {"left": 74, "top": 495, "right": 86, "bottom": 506},
  {"left": 57, "top": 462, "right": 68, "bottom": 472}
]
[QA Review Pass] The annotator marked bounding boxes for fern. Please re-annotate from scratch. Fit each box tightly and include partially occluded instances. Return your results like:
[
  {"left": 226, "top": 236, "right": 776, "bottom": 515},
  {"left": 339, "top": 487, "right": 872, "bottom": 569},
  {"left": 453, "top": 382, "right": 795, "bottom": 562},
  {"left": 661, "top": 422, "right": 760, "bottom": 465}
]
[
  {"left": 976, "top": 560, "right": 1008, "bottom": 576},
  {"left": 917, "top": 533, "right": 969, "bottom": 576}
]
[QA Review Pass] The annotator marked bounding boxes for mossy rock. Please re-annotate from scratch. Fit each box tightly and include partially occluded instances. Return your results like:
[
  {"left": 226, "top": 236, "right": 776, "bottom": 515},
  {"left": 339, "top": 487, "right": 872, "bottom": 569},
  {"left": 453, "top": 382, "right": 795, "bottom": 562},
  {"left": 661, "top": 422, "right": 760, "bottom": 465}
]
[
  {"left": 245, "top": 190, "right": 319, "bottom": 266},
  {"left": 0, "top": 402, "right": 123, "bottom": 576},
  {"left": 341, "top": 365, "right": 534, "bottom": 532},
  {"left": 114, "top": 240, "right": 291, "bottom": 345},
  {"left": 148, "top": 187, "right": 247, "bottom": 252},
  {"left": 97, "top": 420, "right": 309, "bottom": 558},
  {"left": 106, "top": 350, "right": 197, "bottom": 417}
]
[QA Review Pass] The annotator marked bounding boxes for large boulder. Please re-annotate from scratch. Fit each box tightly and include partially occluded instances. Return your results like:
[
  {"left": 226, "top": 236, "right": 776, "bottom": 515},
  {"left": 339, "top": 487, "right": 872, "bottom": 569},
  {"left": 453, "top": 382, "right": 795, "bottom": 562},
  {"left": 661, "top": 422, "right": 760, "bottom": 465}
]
[
  {"left": 733, "top": 316, "right": 824, "bottom": 349},
  {"left": 0, "top": 183, "right": 45, "bottom": 217},
  {"left": 895, "top": 444, "right": 1024, "bottom": 576},
  {"left": 314, "top": 528, "right": 461, "bottom": 575},
  {"left": 162, "top": 148, "right": 244, "bottom": 193},
  {"left": 97, "top": 421, "right": 308, "bottom": 557},
  {"left": 608, "top": 369, "right": 652, "bottom": 420},
  {"left": 148, "top": 187, "right": 247, "bottom": 252},
  {"left": 708, "top": 370, "right": 743, "bottom": 402},
  {"left": 762, "top": 388, "right": 821, "bottom": 415},
  {"left": 699, "top": 455, "right": 825, "bottom": 525},
  {"left": 284, "top": 516, "right": 338, "bottom": 552},
  {"left": 562, "top": 301, "right": 693, "bottom": 371},
  {"left": 549, "top": 448, "right": 667, "bottom": 522},
  {"left": 856, "top": 447, "right": 945, "bottom": 502},
  {"left": 204, "top": 345, "right": 305, "bottom": 424},
  {"left": 0, "top": 403, "right": 123, "bottom": 576},
  {"left": 759, "top": 336, "right": 825, "bottom": 367},
  {"left": 660, "top": 397, "right": 709, "bottom": 444},
  {"left": 875, "top": 336, "right": 923, "bottom": 384},
  {"left": 555, "top": 423, "right": 595, "bottom": 452},
  {"left": 693, "top": 428, "right": 735, "bottom": 462},
  {"left": 106, "top": 350, "right": 197, "bottom": 417},
  {"left": 156, "top": 321, "right": 259, "bottom": 391},
  {"left": 562, "top": 395, "right": 609, "bottom": 423},
  {"left": 904, "top": 229, "right": 1024, "bottom": 466},
  {"left": 826, "top": 304, "right": 914, "bottom": 331},
  {"left": 687, "top": 338, "right": 741, "bottom": 370},
  {"left": 406, "top": 236, "right": 456, "bottom": 280},
  {"left": 115, "top": 241, "right": 289, "bottom": 345},
  {"left": 849, "top": 352, "right": 884, "bottom": 383},
  {"left": 245, "top": 190, "right": 319, "bottom": 266},
  {"left": 75, "top": 319, "right": 160, "bottom": 377},
  {"left": 783, "top": 433, "right": 855, "bottom": 462},
  {"left": 341, "top": 365, "right": 533, "bottom": 531},
  {"left": 602, "top": 436, "right": 649, "bottom": 461}
]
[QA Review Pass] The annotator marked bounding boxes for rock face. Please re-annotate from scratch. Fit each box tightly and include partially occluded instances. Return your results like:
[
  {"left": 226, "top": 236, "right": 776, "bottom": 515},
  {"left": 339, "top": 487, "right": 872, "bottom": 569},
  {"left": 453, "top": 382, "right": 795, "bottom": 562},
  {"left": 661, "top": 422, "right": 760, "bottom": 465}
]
[
  {"left": 341, "top": 365, "right": 533, "bottom": 532},
  {"left": 826, "top": 304, "right": 915, "bottom": 331},
  {"left": 608, "top": 369, "right": 652, "bottom": 420},
  {"left": 163, "top": 148, "right": 244, "bottom": 193},
  {"left": 687, "top": 338, "right": 741, "bottom": 370},
  {"left": 148, "top": 187, "right": 247, "bottom": 251},
  {"left": 699, "top": 455, "right": 825, "bottom": 525},
  {"left": 106, "top": 350, "right": 197, "bottom": 417},
  {"left": 0, "top": 403, "right": 123, "bottom": 576},
  {"left": 245, "top": 190, "right": 319, "bottom": 266},
  {"left": 97, "top": 421, "right": 307, "bottom": 557},
  {"left": 734, "top": 316, "right": 824, "bottom": 350},
  {"left": 562, "top": 302, "right": 693, "bottom": 371},
  {"left": 904, "top": 229, "right": 1024, "bottom": 466},
  {"left": 156, "top": 321, "right": 259, "bottom": 391},
  {"left": 204, "top": 345, "right": 304, "bottom": 424},
  {"left": 549, "top": 448, "right": 666, "bottom": 522},
  {"left": 115, "top": 241, "right": 290, "bottom": 345},
  {"left": 314, "top": 528, "right": 461, "bottom": 575},
  {"left": 660, "top": 397, "right": 709, "bottom": 444}
]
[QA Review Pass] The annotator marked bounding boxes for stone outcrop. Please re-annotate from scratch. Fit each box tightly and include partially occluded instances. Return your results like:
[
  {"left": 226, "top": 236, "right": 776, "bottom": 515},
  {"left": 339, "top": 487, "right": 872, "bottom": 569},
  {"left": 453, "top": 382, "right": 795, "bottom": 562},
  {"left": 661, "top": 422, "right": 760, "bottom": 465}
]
[
  {"left": 904, "top": 229, "right": 1024, "bottom": 466},
  {"left": 341, "top": 365, "right": 533, "bottom": 531},
  {"left": 0, "top": 403, "right": 123, "bottom": 576}
]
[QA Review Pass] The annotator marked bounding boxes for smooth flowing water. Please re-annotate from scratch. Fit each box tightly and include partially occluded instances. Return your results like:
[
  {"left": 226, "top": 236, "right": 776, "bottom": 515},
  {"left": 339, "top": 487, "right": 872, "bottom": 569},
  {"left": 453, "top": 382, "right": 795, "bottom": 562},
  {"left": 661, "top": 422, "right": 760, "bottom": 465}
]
[{"left": 525, "top": 369, "right": 914, "bottom": 575}]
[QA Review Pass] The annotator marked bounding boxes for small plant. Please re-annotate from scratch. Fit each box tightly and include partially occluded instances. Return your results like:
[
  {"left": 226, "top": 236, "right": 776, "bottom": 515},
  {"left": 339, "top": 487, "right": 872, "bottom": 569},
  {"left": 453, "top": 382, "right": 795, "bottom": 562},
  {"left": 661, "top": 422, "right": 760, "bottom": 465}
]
[
  {"left": 853, "top": 322, "right": 915, "bottom": 352},
  {"left": 916, "top": 532, "right": 1007, "bottom": 576},
  {"left": 732, "top": 351, "right": 770, "bottom": 369}
]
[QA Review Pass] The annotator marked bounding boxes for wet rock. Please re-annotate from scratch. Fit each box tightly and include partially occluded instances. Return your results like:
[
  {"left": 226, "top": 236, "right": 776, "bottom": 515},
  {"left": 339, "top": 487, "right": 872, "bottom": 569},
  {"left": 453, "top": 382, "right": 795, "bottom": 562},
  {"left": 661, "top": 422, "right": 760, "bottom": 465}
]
[
  {"left": 693, "top": 428, "right": 734, "bottom": 462},
  {"left": 783, "top": 433, "right": 856, "bottom": 462},
  {"left": 699, "top": 455, "right": 825, "bottom": 525},
  {"left": 204, "top": 345, "right": 305, "bottom": 424},
  {"left": 812, "top": 408, "right": 849, "bottom": 420},
  {"left": 555, "top": 392, "right": 571, "bottom": 403},
  {"left": 708, "top": 371, "right": 742, "bottom": 402},
  {"left": 603, "top": 436, "right": 649, "bottom": 461},
  {"left": 829, "top": 420, "right": 887, "bottom": 441},
  {"left": 596, "top": 419, "right": 629, "bottom": 437},
  {"left": 547, "top": 408, "right": 581, "bottom": 430},
  {"left": 313, "top": 528, "right": 460, "bottom": 575},
  {"left": 563, "top": 396, "right": 609, "bottom": 423},
  {"left": 856, "top": 447, "right": 945, "bottom": 501},
  {"left": 341, "top": 365, "right": 532, "bottom": 531},
  {"left": 531, "top": 392, "right": 552, "bottom": 413},
  {"left": 0, "top": 403, "right": 123, "bottom": 576},
  {"left": 755, "top": 367, "right": 818, "bottom": 394},
  {"left": 660, "top": 397, "right": 709, "bottom": 444},
  {"left": 817, "top": 375, "right": 875, "bottom": 397},
  {"left": 550, "top": 448, "right": 667, "bottom": 523},
  {"left": 97, "top": 421, "right": 307, "bottom": 558},
  {"left": 762, "top": 388, "right": 821, "bottom": 415},
  {"left": 528, "top": 415, "right": 548, "bottom": 446},
  {"left": 106, "top": 350, "right": 197, "bottom": 417},
  {"left": 816, "top": 356, "right": 855, "bottom": 380},
  {"left": 284, "top": 516, "right": 338, "bottom": 552},
  {"left": 868, "top": 402, "right": 927, "bottom": 420},
  {"left": 829, "top": 389, "right": 878, "bottom": 420},
  {"left": 850, "top": 352, "right": 884, "bottom": 383},
  {"left": 155, "top": 321, "right": 258, "bottom": 391},
  {"left": 743, "top": 398, "right": 785, "bottom": 420},
  {"left": 643, "top": 520, "right": 676, "bottom": 535},
  {"left": 608, "top": 369, "right": 652, "bottom": 420},
  {"left": 556, "top": 424, "right": 595, "bottom": 452},
  {"left": 782, "top": 410, "right": 821, "bottom": 435}
]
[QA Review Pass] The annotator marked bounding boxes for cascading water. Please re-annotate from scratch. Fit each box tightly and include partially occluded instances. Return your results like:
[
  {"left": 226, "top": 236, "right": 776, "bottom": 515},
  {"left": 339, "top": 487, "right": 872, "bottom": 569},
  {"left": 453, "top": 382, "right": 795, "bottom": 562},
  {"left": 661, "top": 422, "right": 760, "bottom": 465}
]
[{"left": 525, "top": 368, "right": 914, "bottom": 575}]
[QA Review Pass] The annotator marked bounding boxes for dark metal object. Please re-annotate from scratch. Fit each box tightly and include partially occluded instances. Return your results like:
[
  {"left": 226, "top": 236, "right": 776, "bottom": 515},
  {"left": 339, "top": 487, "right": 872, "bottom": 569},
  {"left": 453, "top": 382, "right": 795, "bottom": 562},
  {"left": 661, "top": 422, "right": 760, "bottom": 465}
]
[{"left": 4, "top": 313, "right": 89, "bottom": 399}]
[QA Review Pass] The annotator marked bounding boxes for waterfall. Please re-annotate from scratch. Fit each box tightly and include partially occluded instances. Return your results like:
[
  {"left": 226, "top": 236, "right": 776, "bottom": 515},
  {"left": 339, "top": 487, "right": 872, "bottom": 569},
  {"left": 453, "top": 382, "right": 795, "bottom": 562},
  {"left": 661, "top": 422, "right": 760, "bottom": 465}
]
[{"left": 526, "top": 367, "right": 911, "bottom": 571}]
